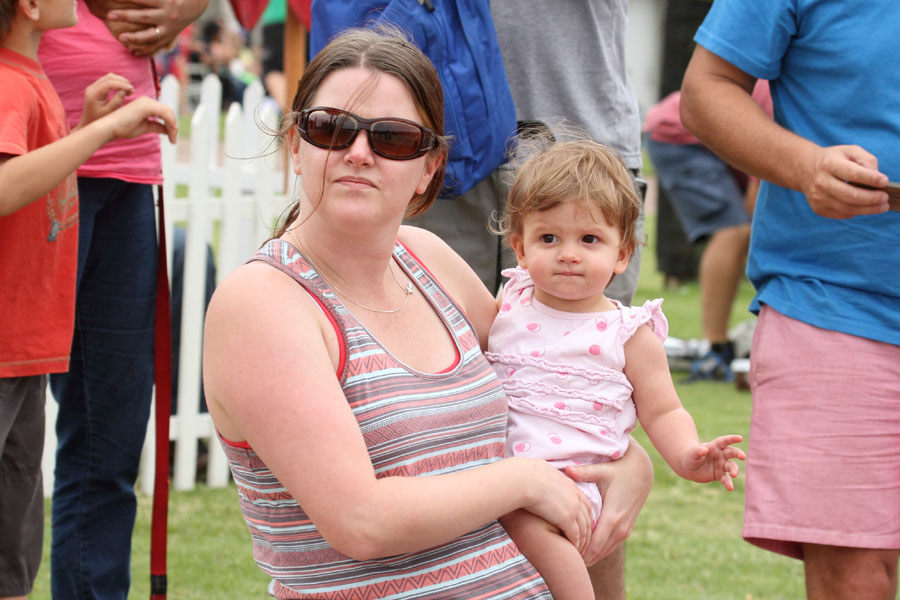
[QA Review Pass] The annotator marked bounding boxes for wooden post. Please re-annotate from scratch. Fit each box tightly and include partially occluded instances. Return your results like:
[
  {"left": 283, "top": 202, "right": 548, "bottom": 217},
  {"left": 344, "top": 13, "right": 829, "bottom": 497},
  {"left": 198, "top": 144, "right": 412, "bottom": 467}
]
[
  {"left": 281, "top": 7, "right": 307, "bottom": 193},
  {"left": 283, "top": 7, "right": 307, "bottom": 110}
]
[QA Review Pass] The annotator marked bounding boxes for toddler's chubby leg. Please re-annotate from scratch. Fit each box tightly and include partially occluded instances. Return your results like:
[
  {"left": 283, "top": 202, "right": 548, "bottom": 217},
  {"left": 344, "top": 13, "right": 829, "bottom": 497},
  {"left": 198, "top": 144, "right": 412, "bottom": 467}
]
[{"left": 501, "top": 509, "right": 594, "bottom": 600}]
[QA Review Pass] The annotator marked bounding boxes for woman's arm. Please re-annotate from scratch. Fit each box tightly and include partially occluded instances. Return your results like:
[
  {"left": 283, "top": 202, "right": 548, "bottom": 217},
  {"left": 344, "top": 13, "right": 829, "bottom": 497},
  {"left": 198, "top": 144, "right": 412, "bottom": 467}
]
[{"left": 203, "top": 261, "right": 591, "bottom": 561}]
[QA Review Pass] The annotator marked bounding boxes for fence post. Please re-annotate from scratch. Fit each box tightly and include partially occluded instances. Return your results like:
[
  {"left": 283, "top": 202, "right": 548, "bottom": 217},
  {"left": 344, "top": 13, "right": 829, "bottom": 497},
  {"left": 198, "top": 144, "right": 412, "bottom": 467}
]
[
  {"left": 202, "top": 103, "right": 247, "bottom": 489},
  {"left": 42, "top": 385, "right": 57, "bottom": 498},
  {"left": 254, "top": 102, "right": 282, "bottom": 245},
  {"left": 172, "top": 105, "right": 211, "bottom": 491},
  {"left": 199, "top": 74, "right": 222, "bottom": 171}
]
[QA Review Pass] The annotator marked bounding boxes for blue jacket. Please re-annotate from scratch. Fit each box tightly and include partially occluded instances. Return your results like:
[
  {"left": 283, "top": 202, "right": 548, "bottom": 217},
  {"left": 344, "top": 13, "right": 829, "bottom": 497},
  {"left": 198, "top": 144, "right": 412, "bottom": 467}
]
[{"left": 310, "top": 0, "right": 517, "bottom": 196}]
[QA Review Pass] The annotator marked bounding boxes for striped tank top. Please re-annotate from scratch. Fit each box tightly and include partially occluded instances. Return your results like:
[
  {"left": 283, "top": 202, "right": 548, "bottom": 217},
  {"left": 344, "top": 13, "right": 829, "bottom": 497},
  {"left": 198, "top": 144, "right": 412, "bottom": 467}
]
[{"left": 219, "top": 238, "right": 550, "bottom": 599}]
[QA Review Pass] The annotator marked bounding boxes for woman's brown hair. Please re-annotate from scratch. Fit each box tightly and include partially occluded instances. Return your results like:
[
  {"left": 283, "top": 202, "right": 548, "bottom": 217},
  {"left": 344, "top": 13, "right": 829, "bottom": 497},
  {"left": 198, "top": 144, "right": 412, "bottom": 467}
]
[{"left": 274, "top": 25, "right": 448, "bottom": 238}]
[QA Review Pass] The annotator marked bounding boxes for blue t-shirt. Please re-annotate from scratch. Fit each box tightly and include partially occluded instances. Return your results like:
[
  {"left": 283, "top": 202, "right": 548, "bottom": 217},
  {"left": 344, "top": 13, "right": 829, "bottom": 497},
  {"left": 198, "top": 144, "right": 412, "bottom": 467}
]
[{"left": 695, "top": 0, "right": 900, "bottom": 346}]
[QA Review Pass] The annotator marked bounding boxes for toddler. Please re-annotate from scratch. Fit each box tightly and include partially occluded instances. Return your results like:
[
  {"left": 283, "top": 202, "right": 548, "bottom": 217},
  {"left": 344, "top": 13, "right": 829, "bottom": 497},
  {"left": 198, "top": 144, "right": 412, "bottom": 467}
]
[{"left": 487, "top": 140, "right": 745, "bottom": 599}]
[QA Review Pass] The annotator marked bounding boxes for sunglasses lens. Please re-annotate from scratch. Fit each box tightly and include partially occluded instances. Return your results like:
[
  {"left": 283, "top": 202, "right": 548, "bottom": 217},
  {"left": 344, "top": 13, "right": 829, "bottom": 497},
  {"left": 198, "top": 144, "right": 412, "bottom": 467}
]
[
  {"left": 301, "top": 109, "right": 433, "bottom": 159},
  {"left": 305, "top": 110, "right": 357, "bottom": 148},
  {"left": 371, "top": 121, "right": 425, "bottom": 158}
]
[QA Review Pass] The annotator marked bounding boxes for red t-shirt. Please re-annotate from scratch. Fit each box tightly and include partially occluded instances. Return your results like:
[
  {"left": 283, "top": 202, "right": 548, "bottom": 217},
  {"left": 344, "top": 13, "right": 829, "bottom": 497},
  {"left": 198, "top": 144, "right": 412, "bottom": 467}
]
[{"left": 0, "top": 47, "right": 78, "bottom": 377}]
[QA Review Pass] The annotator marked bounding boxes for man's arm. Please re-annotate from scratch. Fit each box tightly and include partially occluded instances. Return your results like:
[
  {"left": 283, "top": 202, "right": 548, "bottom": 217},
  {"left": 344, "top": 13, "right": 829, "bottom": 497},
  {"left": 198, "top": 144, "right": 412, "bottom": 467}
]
[{"left": 681, "top": 45, "right": 889, "bottom": 219}]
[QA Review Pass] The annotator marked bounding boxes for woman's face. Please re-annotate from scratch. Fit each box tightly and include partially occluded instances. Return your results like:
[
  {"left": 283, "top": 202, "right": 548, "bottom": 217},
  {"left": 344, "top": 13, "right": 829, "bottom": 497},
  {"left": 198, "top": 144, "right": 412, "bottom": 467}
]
[{"left": 290, "top": 67, "right": 441, "bottom": 232}]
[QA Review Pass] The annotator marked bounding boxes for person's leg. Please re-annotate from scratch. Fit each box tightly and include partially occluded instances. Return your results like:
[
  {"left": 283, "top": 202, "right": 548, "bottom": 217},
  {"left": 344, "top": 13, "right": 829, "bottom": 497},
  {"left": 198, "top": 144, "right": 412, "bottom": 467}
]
[
  {"left": 646, "top": 139, "right": 751, "bottom": 378},
  {"left": 501, "top": 509, "right": 594, "bottom": 600},
  {"left": 604, "top": 172, "right": 646, "bottom": 306},
  {"left": 50, "top": 178, "right": 157, "bottom": 600},
  {"left": 0, "top": 375, "right": 46, "bottom": 600},
  {"left": 699, "top": 223, "right": 750, "bottom": 342},
  {"left": 587, "top": 546, "right": 625, "bottom": 600},
  {"left": 744, "top": 306, "right": 900, "bottom": 578},
  {"left": 803, "top": 545, "right": 898, "bottom": 600}
]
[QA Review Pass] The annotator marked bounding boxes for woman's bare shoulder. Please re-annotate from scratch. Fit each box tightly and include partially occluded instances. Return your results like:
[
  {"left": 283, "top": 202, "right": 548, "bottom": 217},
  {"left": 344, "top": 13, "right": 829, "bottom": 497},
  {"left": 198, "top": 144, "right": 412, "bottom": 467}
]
[{"left": 203, "top": 260, "right": 340, "bottom": 441}]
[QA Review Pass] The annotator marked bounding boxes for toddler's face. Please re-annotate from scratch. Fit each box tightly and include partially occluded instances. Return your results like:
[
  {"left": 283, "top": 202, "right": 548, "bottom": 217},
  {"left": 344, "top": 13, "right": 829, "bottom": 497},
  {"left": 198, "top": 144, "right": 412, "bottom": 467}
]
[{"left": 511, "top": 200, "right": 629, "bottom": 312}]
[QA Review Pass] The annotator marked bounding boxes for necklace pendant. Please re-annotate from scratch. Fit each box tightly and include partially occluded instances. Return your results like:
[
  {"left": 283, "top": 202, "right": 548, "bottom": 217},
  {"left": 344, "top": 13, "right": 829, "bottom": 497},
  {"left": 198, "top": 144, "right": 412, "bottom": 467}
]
[{"left": 406, "top": 282, "right": 414, "bottom": 295}]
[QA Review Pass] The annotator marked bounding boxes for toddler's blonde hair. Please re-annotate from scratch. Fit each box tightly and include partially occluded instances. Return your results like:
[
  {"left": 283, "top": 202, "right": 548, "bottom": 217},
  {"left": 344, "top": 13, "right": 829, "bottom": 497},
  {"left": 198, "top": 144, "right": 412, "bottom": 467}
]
[{"left": 496, "top": 139, "right": 641, "bottom": 256}]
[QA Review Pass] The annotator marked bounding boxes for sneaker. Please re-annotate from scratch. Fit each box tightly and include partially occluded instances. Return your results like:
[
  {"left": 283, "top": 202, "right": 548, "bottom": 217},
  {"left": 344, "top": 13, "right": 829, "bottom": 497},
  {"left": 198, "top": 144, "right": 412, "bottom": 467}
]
[
  {"left": 663, "top": 337, "right": 709, "bottom": 372},
  {"left": 686, "top": 350, "right": 734, "bottom": 382}
]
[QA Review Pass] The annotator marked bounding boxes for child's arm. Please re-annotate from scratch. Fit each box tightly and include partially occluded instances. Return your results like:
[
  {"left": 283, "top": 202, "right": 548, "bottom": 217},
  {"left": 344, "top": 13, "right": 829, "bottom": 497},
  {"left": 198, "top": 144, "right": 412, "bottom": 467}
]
[
  {"left": 624, "top": 324, "right": 745, "bottom": 489},
  {"left": 0, "top": 77, "right": 176, "bottom": 216}
]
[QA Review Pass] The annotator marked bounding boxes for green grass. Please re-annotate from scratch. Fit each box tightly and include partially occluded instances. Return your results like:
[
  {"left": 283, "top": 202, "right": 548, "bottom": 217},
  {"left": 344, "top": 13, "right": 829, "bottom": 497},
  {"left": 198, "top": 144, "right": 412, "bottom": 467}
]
[
  {"left": 31, "top": 215, "right": 807, "bottom": 599},
  {"left": 627, "top": 216, "right": 805, "bottom": 599}
]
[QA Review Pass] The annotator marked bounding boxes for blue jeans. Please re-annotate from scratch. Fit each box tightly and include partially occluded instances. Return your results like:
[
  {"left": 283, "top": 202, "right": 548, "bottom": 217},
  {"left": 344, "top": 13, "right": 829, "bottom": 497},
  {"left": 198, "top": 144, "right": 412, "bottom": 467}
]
[{"left": 50, "top": 178, "right": 158, "bottom": 600}]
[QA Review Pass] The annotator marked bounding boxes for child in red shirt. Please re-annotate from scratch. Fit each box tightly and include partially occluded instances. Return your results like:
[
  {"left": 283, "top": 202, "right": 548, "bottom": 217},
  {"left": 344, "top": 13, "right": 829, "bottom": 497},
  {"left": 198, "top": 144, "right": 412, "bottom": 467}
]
[{"left": 0, "top": 0, "right": 176, "bottom": 595}]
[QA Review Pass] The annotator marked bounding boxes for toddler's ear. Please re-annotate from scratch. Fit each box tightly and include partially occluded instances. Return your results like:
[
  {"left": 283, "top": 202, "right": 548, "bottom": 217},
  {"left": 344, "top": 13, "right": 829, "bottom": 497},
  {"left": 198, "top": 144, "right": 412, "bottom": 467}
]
[
  {"left": 613, "top": 242, "right": 632, "bottom": 274},
  {"left": 510, "top": 234, "right": 527, "bottom": 268}
]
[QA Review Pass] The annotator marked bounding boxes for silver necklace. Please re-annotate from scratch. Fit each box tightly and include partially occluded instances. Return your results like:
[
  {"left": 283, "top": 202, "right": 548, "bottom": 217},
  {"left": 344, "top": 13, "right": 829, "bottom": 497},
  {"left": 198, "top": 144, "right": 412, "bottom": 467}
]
[{"left": 286, "top": 227, "right": 414, "bottom": 314}]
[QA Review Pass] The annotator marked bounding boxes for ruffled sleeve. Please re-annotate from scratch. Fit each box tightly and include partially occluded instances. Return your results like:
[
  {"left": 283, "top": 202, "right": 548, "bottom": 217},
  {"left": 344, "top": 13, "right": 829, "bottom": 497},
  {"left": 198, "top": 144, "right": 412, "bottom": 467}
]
[
  {"left": 500, "top": 266, "right": 533, "bottom": 297},
  {"left": 617, "top": 298, "right": 668, "bottom": 343}
]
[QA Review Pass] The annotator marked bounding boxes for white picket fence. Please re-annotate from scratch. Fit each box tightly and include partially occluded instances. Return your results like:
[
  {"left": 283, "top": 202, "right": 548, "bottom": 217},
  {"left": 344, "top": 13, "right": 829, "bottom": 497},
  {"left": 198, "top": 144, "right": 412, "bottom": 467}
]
[{"left": 42, "top": 74, "right": 296, "bottom": 497}]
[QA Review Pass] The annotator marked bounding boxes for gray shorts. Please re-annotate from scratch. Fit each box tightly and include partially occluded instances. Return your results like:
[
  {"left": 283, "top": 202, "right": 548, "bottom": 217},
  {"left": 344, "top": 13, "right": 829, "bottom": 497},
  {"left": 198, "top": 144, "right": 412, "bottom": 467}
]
[
  {"left": 646, "top": 138, "right": 750, "bottom": 243},
  {"left": 0, "top": 375, "right": 46, "bottom": 596}
]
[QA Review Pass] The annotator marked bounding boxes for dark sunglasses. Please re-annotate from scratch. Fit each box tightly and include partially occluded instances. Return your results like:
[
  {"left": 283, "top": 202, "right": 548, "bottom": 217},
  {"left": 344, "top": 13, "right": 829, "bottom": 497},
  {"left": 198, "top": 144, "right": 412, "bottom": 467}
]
[{"left": 297, "top": 107, "right": 437, "bottom": 160}]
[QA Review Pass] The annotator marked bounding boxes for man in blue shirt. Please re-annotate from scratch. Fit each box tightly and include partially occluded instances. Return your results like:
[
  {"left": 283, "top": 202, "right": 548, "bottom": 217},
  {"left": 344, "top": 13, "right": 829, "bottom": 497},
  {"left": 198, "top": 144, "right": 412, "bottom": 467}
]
[{"left": 681, "top": 2, "right": 900, "bottom": 598}]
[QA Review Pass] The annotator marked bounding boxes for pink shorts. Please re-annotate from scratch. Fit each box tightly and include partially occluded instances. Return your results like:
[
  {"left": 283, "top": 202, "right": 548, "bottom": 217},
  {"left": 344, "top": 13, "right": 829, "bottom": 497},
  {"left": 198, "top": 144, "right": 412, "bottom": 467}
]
[{"left": 744, "top": 305, "right": 900, "bottom": 559}]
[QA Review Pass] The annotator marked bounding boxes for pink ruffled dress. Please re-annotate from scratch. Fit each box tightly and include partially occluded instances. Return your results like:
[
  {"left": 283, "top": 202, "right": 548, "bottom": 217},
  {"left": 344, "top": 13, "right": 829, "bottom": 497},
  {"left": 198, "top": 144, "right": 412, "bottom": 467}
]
[{"left": 486, "top": 267, "right": 668, "bottom": 520}]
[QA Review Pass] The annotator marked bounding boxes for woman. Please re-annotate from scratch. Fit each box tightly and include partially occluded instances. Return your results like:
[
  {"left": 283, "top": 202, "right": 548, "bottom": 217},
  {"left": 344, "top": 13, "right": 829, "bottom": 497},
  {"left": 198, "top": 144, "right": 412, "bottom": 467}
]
[{"left": 203, "top": 27, "right": 651, "bottom": 599}]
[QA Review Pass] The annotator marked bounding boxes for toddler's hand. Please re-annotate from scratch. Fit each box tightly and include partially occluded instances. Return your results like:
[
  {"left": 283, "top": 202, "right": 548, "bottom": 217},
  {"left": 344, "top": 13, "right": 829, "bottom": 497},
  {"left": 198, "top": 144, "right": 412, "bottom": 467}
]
[
  {"left": 79, "top": 73, "right": 135, "bottom": 130},
  {"left": 683, "top": 434, "right": 745, "bottom": 491}
]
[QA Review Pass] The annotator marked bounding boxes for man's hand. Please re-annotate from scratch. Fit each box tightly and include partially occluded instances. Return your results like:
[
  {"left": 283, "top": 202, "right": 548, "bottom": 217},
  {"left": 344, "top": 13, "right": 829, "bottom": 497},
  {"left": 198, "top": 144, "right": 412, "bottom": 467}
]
[{"left": 801, "top": 145, "right": 890, "bottom": 219}]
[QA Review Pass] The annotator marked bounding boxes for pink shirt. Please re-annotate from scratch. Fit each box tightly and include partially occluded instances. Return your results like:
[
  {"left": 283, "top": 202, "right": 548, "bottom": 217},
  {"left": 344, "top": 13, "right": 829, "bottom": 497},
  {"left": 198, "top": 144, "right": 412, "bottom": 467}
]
[
  {"left": 486, "top": 267, "right": 668, "bottom": 519},
  {"left": 644, "top": 80, "right": 774, "bottom": 145},
  {"left": 38, "top": 0, "right": 161, "bottom": 184}
]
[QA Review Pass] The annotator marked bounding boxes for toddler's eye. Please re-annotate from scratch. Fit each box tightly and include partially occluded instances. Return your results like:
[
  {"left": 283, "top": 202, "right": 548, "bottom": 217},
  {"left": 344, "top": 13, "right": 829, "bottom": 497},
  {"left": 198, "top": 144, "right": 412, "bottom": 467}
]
[
  {"left": 582, "top": 235, "right": 599, "bottom": 244},
  {"left": 540, "top": 234, "right": 557, "bottom": 244}
]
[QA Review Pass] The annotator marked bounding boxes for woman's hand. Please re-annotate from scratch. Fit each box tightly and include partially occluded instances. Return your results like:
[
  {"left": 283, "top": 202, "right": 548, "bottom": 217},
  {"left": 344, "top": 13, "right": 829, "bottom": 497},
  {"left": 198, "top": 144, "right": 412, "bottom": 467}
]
[
  {"left": 87, "top": 0, "right": 208, "bottom": 56},
  {"left": 515, "top": 457, "right": 594, "bottom": 555},
  {"left": 566, "top": 438, "right": 653, "bottom": 565}
]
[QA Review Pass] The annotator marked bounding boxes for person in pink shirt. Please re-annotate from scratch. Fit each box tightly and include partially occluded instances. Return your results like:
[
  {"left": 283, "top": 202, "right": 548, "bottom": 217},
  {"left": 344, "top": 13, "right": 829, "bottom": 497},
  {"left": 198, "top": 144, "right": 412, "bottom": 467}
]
[
  {"left": 487, "top": 140, "right": 745, "bottom": 600},
  {"left": 642, "top": 81, "right": 773, "bottom": 381},
  {"left": 37, "top": 1, "right": 205, "bottom": 598}
]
